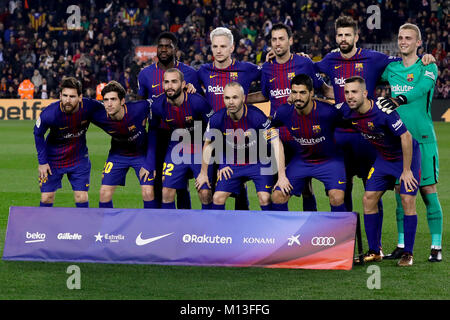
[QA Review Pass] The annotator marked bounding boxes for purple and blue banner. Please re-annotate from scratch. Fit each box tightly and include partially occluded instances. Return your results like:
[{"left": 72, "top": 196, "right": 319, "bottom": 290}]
[{"left": 3, "top": 207, "right": 357, "bottom": 270}]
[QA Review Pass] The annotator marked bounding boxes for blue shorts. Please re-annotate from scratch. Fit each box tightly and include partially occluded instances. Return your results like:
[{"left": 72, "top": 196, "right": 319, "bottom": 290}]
[
  {"left": 101, "top": 154, "right": 154, "bottom": 186},
  {"left": 365, "top": 147, "right": 421, "bottom": 195},
  {"left": 215, "top": 164, "right": 274, "bottom": 194},
  {"left": 40, "top": 158, "right": 91, "bottom": 192},
  {"left": 162, "top": 152, "right": 212, "bottom": 190},
  {"left": 336, "top": 130, "right": 377, "bottom": 179},
  {"left": 278, "top": 157, "right": 347, "bottom": 196}
]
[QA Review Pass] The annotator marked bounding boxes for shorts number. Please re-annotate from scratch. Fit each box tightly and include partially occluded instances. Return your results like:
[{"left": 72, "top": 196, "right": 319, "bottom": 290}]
[
  {"left": 367, "top": 167, "right": 375, "bottom": 180},
  {"left": 163, "top": 162, "right": 174, "bottom": 176},
  {"left": 103, "top": 162, "right": 113, "bottom": 174}
]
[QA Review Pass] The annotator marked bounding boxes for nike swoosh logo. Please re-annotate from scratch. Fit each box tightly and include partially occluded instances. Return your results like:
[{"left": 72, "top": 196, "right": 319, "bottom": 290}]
[
  {"left": 135, "top": 232, "right": 174, "bottom": 246},
  {"left": 152, "top": 84, "right": 160, "bottom": 88},
  {"left": 291, "top": 127, "right": 300, "bottom": 130},
  {"left": 334, "top": 65, "right": 342, "bottom": 69},
  {"left": 269, "top": 78, "right": 276, "bottom": 83},
  {"left": 338, "top": 181, "right": 346, "bottom": 184},
  {"left": 265, "top": 185, "right": 272, "bottom": 188},
  {"left": 352, "top": 121, "right": 358, "bottom": 125},
  {"left": 165, "top": 118, "right": 174, "bottom": 122},
  {"left": 209, "top": 75, "right": 218, "bottom": 78},
  {"left": 60, "top": 126, "right": 68, "bottom": 130}
]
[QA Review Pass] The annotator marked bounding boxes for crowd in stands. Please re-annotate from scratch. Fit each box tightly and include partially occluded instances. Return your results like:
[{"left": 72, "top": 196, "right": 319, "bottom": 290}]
[{"left": 0, "top": 0, "right": 448, "bottom": 100}]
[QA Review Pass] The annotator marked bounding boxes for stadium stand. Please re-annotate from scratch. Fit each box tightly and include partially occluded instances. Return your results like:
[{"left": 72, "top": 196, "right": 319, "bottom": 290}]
[{"left": 0, "top": 0, "right": 447, "bottom": 100}]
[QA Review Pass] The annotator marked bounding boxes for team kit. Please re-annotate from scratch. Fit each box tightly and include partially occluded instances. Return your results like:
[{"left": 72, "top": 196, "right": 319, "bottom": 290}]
[{"left": 33, "top": 17, "right": 443, "bottom": 266}]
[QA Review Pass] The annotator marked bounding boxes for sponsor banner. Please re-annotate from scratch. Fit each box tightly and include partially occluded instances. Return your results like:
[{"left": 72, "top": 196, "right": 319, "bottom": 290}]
[
  {"left": 3, "top": 207, "right": 357, "bottom": 270},
  {"left": 0, "top": 99, "right": 57, "bottom": 120}
]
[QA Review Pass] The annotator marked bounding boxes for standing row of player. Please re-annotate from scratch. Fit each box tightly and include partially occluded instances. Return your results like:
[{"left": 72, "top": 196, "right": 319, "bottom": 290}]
[{"left": 34, "top": 16, "right": 442, "bottom": 264}]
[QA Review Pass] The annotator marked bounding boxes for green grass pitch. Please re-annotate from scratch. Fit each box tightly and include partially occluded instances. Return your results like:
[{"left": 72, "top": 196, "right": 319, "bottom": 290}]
[{"left": 0, "top": 120, "right": 448, "bottom": 300}]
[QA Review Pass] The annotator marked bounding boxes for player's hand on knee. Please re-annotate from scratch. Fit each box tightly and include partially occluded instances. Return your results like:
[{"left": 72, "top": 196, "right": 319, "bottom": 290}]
[
  {"left": 139, "top": 167, "right": 151, "bottom": 181},
  {"left": 218, "top": 166, "right": 233, "bottom": 181},
  {"left": 195, "top": 172, "right": 211, "bottom": 191},
  {"left": 274, "top": 176, "right": 293, "bottom": 196},
  {"left": 399, "top": 169, "right": 418, "bottom": 192},
  {"left": 38, "top": 163, "right": 52, "bottom": 179},
  {"left": 376, "top": 95, "right": 407, "bottom": 114}
]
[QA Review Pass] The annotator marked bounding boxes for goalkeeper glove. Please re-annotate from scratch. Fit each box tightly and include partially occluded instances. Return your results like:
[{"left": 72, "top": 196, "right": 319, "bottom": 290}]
[{"left": 376, "top": 95, "right": 407, "bottom": 114}]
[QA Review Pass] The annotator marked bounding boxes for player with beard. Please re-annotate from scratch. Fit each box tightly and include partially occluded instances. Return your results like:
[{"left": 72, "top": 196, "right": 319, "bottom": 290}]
[
  {"left": 270, "top": 74, "right": 346, "bottom": 212},
  {"left": 150, "top": 69, "right": 214, "bottom": 209},
  {"left": 340, "top": 76, "right": 420, "bottom": 266},
  {"left": 314, "top": 16, "right": 434, "bottom": 254},
  {"left": 34, "top": 77, "right": 104, "bottom": 208},
  {"left": 248, "top": 23, "right": 334, "bottom": 212},
  {"left": 137, "top": 32, "right": 200, "bottom": 209}
]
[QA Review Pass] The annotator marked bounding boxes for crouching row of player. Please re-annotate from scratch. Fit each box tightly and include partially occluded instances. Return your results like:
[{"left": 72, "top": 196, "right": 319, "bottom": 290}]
[{"left": 34, "top": 71, "right": 420, "bottom": 266}]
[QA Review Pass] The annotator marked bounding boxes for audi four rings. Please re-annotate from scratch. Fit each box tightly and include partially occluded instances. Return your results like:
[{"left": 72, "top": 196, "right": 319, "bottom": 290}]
[{"left": 311, "top": 237, "right": 336, "bottom": 246}]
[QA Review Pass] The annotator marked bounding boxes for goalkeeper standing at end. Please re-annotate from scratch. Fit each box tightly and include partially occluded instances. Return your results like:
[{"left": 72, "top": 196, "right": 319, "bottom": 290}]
[{"left": 377, "top": 23, "right": 443, "bottom": 262}]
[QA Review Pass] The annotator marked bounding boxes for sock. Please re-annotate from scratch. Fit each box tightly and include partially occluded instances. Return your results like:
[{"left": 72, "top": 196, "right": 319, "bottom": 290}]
[
  {"left": 176, "top": 189, "right": 192, "bottom": 209},
  {"left": 260, "top": 204, "right": 271, "bottom": 211},
  {"left": 99, "top": 201, "right": 113, "bottom": 208},
  {"left": 395, "top": 193, "right": 405, "bottom": 246},
  {"left": 235, "top": 185, "right": 250, "bottom": 210},
  {"left": 423, "top": 193, "right": 443, "bottom": 248},
  {"left": 403, "top": 215, "right": 418, "bottom": 254},
  {"left": 161, "top": 202, "right": 176, "bottom": 209},
  {"left": 302, "top": 195, "right": 317, "bottom": 211},
  {"left": 344, "top": 181, "right": 353, "bottom": 212},
  {"left": 364, "top": 213, "right": 380, "bottom": 253},
  {"left": 39, "top": 202, "right": 53, "bottom": 207},
  {"left": 377, "top": 199, "right": 383, "bottom": 249},
  {"left": 330, "top": 203, "right": 347, "bottom": 212},
  {"left": 212, "top": 203, "right": 225, "bottom": 210},
  {"left": 75, "top": 201, "right": 89, "bottom": 208},
  {"left": 202, "top": 202, "right": 213, "bottom": 210},
  {"left": 144, "top": 200, "right": 158, "bottom": 209},
  {"left": 271, "top": 202, "right": 288, "bottom": 211}
]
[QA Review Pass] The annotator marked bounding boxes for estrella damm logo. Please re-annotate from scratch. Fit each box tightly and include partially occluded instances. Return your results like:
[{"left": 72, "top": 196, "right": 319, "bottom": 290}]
[{"left": 128, "top": 125, "right": 136, "bottom": 131}]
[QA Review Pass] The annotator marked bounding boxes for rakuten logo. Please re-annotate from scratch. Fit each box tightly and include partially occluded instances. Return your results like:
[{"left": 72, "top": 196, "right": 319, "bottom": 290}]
[
  {"left": 207, "top": 85, "right": 224, "bottom": 94},
  {"left": 270, "top": 88, "right": 290, "bottom": 99},
  {"left": 182, "top": 233, "right": 232, "bottom": 244},
  {"left": 334, "top": 77, "right": 346, "bottom": 87},
  {"left": 25, "top": 231, "right": 46, "bottom": 243}
]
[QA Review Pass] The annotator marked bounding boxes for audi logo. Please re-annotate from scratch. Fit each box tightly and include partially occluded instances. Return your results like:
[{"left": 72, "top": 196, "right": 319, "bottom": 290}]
[{"left": 311, "top": 237, "right": 336, "bottom": 246}]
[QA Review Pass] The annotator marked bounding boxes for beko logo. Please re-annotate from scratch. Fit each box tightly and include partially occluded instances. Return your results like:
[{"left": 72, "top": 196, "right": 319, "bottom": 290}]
[{"left": 25, "top": 231, "right": 46, "bottom": 243}]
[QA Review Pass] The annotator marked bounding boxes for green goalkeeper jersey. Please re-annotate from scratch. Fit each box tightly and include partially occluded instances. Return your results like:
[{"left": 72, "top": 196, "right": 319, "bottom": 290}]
[{"left": 381, "top": 58, "right": 438, "bottom": 143}]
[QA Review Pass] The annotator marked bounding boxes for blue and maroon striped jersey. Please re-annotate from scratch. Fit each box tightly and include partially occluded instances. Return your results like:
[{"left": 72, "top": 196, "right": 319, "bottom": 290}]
[
  {"left": 261, "top": 54, "right": 325, "bottom": 116},
  {"left": 315, "top": 48, "right": 398, "bottom": 133},
  {"left": 137, "top": 61, "right": 201, "bottom": 99},
  {"left": 198, "top": 59, "right": 261, "bottom": 112},
  {"left": 338, "top": 100, "right": 412, "bottom": 161},
  {"left": 91, "top": 100, "right": 155, "bottom": 170},
  {"left": 272, "top": 100, "right": 342, "bottom": 164},
  {"left": 151, "top": 92, "right": 214, "bottom": 152},
  {"left": 206, "top": 104, "right": 276, "bottom": 165},
  {"left": 315, "top": 48, "right": 398, "bottom": 103},
  {"left": 34, "top": 98, "right": 103, "bottom": 168}
]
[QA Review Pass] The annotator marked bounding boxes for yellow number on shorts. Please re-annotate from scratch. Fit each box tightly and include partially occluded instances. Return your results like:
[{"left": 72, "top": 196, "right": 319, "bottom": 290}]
[
  {"left": 103, "top": 161, "right": 113, "bottom": 174},
  {"left": 162, "top": 162, "right": 174, "bottom": 176},
  {"left": 367, "top": 167, "right": 375, "bottom": 180}
]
